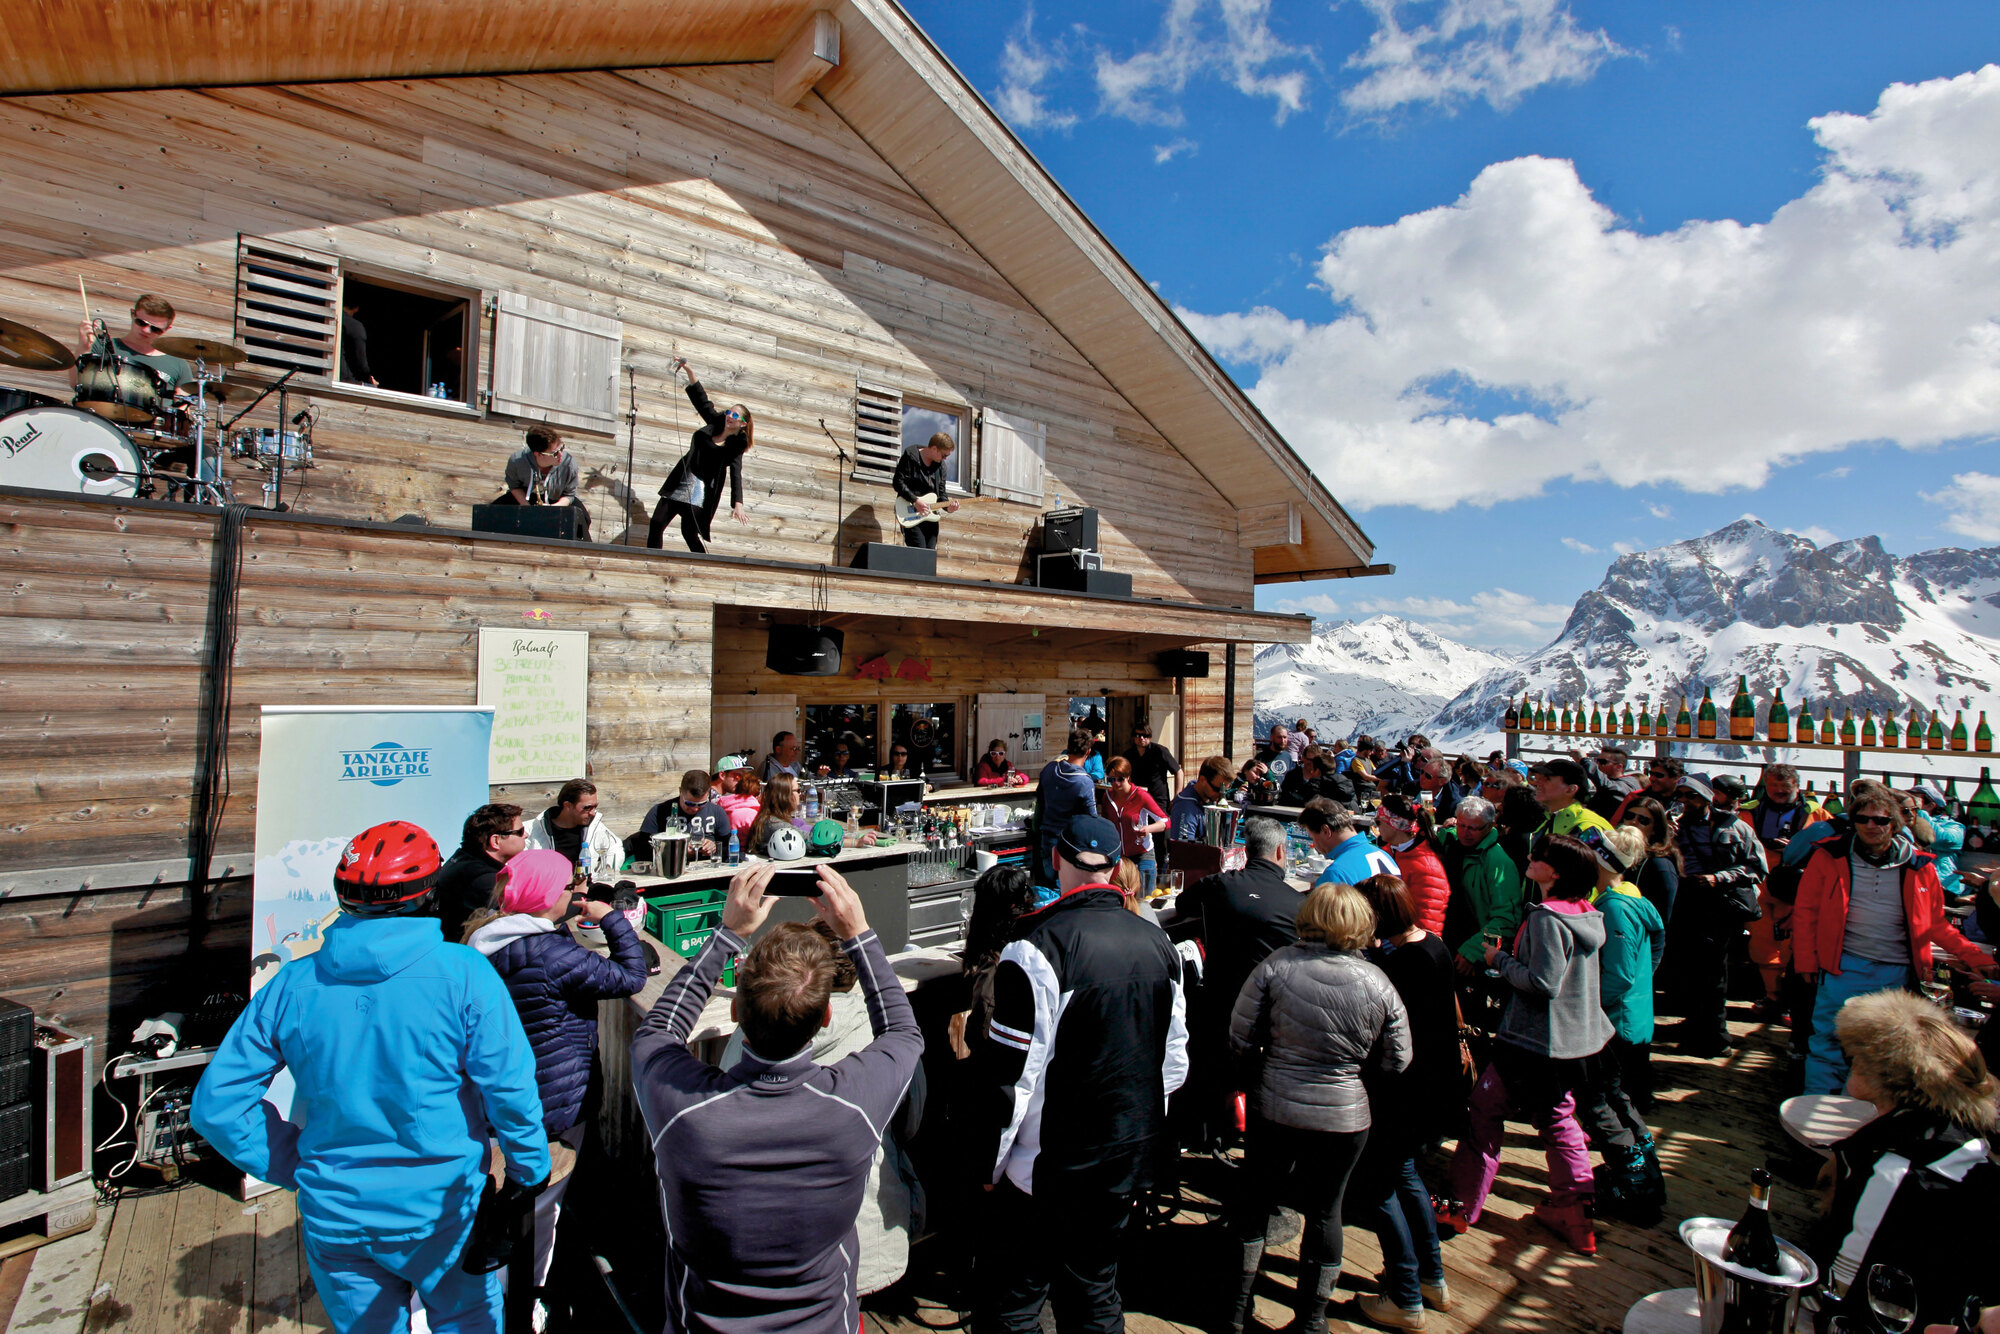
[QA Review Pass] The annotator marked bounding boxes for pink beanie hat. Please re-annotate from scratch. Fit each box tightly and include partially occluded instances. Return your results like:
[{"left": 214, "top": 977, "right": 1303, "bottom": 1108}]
[{"left": 498, "top": 849, "right": 572, "bottom": 915}]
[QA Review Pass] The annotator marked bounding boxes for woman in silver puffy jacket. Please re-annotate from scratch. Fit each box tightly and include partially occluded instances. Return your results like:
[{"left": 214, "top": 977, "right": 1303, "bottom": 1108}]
[{"left": 1225, "top": 881, "right": 1412, "bottom": 1334}]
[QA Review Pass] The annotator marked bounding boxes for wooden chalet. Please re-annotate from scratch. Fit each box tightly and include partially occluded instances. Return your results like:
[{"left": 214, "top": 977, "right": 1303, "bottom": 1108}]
[{"left": 0, "top": 0, "right": 1382, "bottom": 1061}]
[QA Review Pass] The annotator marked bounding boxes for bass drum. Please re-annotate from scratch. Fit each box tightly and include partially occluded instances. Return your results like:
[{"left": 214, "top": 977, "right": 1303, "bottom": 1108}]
[{"left": 0, "top": 406, "right": 144, "bottom": 497}]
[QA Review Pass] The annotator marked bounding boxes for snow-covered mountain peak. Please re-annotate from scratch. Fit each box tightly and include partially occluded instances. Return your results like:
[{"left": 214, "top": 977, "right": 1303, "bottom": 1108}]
[{"left": 1255, "top": 615, "right": 1512, "bottom": 742}]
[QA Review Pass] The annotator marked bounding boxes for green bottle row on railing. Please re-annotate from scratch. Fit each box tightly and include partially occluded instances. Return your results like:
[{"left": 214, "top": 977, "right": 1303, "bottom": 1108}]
[{"left": 1499, "top": 674, "right": 1993, "bottom": 753}]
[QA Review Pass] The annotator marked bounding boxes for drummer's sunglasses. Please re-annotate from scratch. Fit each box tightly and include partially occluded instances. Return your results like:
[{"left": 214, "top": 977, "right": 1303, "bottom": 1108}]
[{"left": 132, "top": 316, "right": 168, "bottom": 334}]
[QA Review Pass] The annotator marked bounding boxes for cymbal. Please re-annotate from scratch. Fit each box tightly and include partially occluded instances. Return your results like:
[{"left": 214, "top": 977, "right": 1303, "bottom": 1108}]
[
  {"left": 0, "top": 315, "right": 76, "bottom": 371},
  {"left": 154, "top": 335, "right": 246, "bottom": 365},
  {"left": 80, "top": 399, "right": 155, "bottom": 425},
  {"left": 196, "top": 380, "right": 257, "bottom": 403}
]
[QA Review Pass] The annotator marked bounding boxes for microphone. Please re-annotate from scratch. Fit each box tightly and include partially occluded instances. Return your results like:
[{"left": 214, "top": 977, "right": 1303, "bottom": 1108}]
[{"left": 290, "top": 409, "right": 310, "bottom": 426}]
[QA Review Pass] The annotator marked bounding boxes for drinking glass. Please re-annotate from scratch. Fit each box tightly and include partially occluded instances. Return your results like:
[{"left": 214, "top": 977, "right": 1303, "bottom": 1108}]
[
  {"left": 1483, "top": 932, "right": 1504, "bottom": 980},
  {"left": 1866, "top": 1265, "right": 1918, "bottom": 1334}
]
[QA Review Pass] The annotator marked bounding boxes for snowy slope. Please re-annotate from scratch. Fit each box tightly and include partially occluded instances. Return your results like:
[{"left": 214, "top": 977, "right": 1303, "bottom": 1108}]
[
  {"left": 1424, "top": 519, "right": 2000, "bottom": 751},
  {"left": 1254, "top": 615, "right": 1513, "bottom": 743}
]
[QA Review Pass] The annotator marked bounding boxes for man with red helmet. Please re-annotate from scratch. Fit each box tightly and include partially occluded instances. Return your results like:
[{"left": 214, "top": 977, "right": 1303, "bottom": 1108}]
[{"left": 194, "top": 821, "right": 550, "bottom": 1332}]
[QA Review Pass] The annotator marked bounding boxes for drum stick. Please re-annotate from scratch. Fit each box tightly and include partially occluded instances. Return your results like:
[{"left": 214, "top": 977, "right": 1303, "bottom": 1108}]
[{"left": 77, "top": 276, "right": 94, "bottom": 326}]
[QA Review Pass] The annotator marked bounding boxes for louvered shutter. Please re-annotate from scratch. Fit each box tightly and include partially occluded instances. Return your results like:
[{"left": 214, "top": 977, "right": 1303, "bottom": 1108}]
[
  {"left": 235, "top": 237, "right": 339, "bottom": 378},
  {"left": 977, "top": 407, "right": 1046, "bottom": 504},
  {"left": 489, "top": 292, "right": 621, "bottom": 433},
  {"left": 854, "top": 381, "right": 902, "bottom": 481}
]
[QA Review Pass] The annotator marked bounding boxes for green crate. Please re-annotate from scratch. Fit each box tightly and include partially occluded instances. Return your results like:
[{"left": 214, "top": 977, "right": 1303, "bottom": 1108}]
[{"left": 644, "top": 885, "right": 729, "bottom": 959}]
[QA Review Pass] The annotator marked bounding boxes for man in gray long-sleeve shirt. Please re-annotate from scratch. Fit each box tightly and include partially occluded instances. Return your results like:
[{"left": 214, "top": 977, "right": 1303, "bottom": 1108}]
[{"left": 632, "top": 862, "right": 923, "bottom": 1334}]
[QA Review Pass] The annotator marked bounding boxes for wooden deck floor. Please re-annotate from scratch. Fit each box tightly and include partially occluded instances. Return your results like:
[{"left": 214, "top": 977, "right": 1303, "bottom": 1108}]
[{"left": 59, "top": 1003, "right": 1819, "bottom": 1334}]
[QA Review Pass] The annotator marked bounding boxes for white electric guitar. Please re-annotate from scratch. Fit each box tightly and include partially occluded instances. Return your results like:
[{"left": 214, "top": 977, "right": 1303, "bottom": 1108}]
[{"left": 893, "top": 492, "right": 999, "bottom": 529}]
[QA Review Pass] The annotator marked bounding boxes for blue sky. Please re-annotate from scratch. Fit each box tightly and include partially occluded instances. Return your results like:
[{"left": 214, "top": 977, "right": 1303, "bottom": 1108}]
[{"left": 901, "top": 1, "right": 2000, "bottom": 651}]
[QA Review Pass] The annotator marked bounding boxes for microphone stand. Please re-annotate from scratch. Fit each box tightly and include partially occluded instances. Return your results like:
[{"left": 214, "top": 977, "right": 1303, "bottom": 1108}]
[
  {"left": 623, "top": 365, "right": 639, "bottom": 546},
  {"left": 820, "top": 418, "right": 849, "bottom": 567}
]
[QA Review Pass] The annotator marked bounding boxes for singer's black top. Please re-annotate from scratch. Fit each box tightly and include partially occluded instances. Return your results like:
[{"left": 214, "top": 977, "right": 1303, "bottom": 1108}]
[{"left": 658, "top": 381, "right": 748, "bottom": 512}]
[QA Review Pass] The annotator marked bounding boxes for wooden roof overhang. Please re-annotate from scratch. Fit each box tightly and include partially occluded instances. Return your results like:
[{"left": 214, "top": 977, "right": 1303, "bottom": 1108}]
[{"left": 0, "top": 0, "right": 1378, "bottom": 586}]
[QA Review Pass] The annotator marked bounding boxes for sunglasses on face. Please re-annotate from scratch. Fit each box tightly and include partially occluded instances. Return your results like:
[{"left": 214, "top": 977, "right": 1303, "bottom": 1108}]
[
  {"left": 503, "top": 826, "right": 526, "bottom": 837},
  {"left": 1853, "top": 814, "right": 1895, "bottom": 827},
  {"left": 132, "top": 316, "right": 168, "bottom": 334}
]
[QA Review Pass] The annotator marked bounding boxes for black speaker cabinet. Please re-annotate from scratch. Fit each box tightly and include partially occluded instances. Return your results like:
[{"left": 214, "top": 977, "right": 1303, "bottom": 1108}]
[
  {"left": 766, "top": 624, "right": 845, "bottom": 676},
  {"left": 472, "top": 503, "right": 582, "bottom": 541},
  {"left": 1036, "top": 553, "right": 1131, "bottom": 597},
  {"left": 1157, "top": 649, "right": 1211, "bottom": 678},
  {"left": 850, "top": 542, "right": 937, "bottom": 576},
  {"left": 1042, "top": 507, "right": 1099, "bottom": 554}
]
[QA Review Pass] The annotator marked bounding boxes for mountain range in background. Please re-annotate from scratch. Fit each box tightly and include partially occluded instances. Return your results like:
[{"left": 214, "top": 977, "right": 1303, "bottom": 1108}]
[{"left": 1260, "top": 520, "right": 2000, "bottom": 759}]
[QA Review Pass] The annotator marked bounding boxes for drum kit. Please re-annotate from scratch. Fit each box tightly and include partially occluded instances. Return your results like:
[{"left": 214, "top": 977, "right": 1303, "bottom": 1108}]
[{"left": 0, "top": 312, "right": 316, "bottom": 508}]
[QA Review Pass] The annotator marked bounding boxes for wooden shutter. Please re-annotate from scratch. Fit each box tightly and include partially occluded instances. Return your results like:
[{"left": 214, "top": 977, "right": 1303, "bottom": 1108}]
[
  {"left": 235, "top": 237, "right": 339, "bottom": 378},
  {"left": 489, "top": 292, "right": 621, "bottom": 433},
  {"left": 1146, "top": 693, "right": 1181, "bottom": 758},
  {"left": 854, "top": 381, "right": 902, "bottom": 481},
  {"left": 977, "top": 407, "right": 1045, "bottom": 504}
]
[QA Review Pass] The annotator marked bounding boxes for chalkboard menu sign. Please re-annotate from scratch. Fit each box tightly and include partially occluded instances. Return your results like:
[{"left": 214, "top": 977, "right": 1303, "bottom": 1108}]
[{"left": 477, "top": 627, "right": 590, "bottom": 784}]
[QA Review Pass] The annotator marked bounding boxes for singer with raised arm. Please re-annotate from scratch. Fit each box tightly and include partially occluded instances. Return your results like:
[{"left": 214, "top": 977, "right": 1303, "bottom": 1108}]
[
  {"left": 647, "top": 357, "right": 752, "bottom": 553},
  {"left": 892, "top": 432, "right": 959, "bottom": 550}
]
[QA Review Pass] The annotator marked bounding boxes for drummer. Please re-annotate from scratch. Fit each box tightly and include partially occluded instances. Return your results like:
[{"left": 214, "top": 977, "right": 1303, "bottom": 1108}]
[{"left": 72, "top": 295, "right": 192, "bottom": 397}]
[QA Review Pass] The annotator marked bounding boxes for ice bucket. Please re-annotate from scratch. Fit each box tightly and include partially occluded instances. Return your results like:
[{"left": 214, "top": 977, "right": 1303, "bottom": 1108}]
[
  {"left": 1203, "top": 804, "right": 1240, "bottom": 848},
  {"left": 651, "top": 832, "right": 691, "bottom": 879},
  {"left": 1679, "top": 1217, "right": 1818, "bottom": 1334}
]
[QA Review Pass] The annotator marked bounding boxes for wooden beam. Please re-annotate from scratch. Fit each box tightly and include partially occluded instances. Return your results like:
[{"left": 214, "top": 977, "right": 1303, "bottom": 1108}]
[
  {"left": 773, "top": 11, "right": 840, "bottom": 107},
  {"left": 1254, "top": 563, "right": 1397, "bottom": 585},
  {"left": 1237, "top": 500, "right": 1300, "bottom": 549}
]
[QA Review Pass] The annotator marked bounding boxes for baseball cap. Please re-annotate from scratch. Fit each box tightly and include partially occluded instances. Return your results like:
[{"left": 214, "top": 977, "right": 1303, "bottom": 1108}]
[
  {"left": 807, "top": 818, "right": 845, "bottom": 858},
  {"left": 1531, "top": 758, "right": 1589, "bottom": 789},
  {"left": 1909, "top": 780, "right": 1946, "bottom": 809},
  {"left": 765, "top": 824, "right": 806, "bottom": 861},
  {"left": 1675, "top": 775, "right": 1714, "bottom": 803},
  {"left": 1055, "top": 814, "right": 1121, "bottom": 870},
  {"left": 714, "top": 755, "right": 747, "bottom": 774}
]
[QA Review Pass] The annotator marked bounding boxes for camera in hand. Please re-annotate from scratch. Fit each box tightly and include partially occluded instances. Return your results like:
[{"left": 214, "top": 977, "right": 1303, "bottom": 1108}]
[{"left": 770, "top": 869, "right": 824, "bottom": 897}]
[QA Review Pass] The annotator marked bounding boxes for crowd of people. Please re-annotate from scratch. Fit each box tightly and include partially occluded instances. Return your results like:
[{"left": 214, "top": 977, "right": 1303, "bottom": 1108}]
[{"left": 183, "top": 720, "right": 2000, "bottom": 1334}]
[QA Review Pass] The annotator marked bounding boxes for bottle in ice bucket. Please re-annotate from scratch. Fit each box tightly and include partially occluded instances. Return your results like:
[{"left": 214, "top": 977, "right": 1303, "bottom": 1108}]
[
  {"left": 1860, "top": 709, "right": 1877, "bottom": 748},
  {"left": 1697, "top": 686, "right": 1718, "bottom": 739},
  {"left": 1730, "top": 675, "right": 1755, "bottom": 741},
  {"left": 1977, "top": 710, "right": 1993, "bottom": 754},
  {"left": 1766, "top": 689, "right": 1788, "bottom": 744},
  {"left": 1721, "top": 1168, "right": 1782, "bottom": 1276},
  {"left": 1676, "top": 695, "right": 1693, "bottom": 739}
]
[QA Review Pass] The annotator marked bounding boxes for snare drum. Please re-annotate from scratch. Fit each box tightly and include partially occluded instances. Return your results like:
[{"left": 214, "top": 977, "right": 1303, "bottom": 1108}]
[
  {"left": 229, "top": 427, "right": 313, "bottom": 468},
  {"left": 73, "top": 352, "right": 169, "bottom": 425},
  {"left": 0, "top": 405, "right": 144, "bottom": 497}
]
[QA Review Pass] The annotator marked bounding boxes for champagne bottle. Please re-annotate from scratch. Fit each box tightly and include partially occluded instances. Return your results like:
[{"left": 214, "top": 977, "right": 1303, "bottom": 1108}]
[
  {"left": 1840, "top": 707, "right": 1857, "bottom": 747},
  {"left": 1860, "top": 709, "right": 1877, "bottom": 747},
  {"left": 1823, "top": 782, "right": 1844, "bottom": 818},
  {"left": 1952, "top": 709, "right": 1969, "bottom": 752},
  {"left": 1795, "top": 698, "right": 1815, "bottom": 746},
  {"left": 1675, "top": 695, "right": 1693, "bottom": 739},
  {"left": 1637, "top": 701, "right": 1653, "bottom": 735},
  {"left": 1589, "top": 700, "right": 1603, "bottom": 735},
  {"left": 1977, "top": 710, "right": 1993, "bottom": 754},
  {"left": 1622, "top": 702, "right": 1635, "bottom": 737},
  {"left": 1730, "top": 674, "right": 1756, "bottom": 741},
  {"left": 1820, "top": 709, "right": 1837, "bottom": 746},
  {"left": 1944, "top": 776, "right": 1961, "bottom": 816},
  {"left": 1720, "top": 1168, "right": 1783, "bottom": 1276},
  {"left": 1968, "top": 767, "right": 2000, "bottom": 831},
  {"left": 1697, "top": 686, "right": 1718, "bottom": 740},
  {"left": 1766, "top": 688, "right": 1789, "bottom": 744},
  {"left": 1503, "top": 696, "right": 1520, "bottom": 731},
  {"left": 1883, "top": 709, "right": 1900, "bottom": 748},
  {"left": 1931, "top": 710, "right": 1949, "bottom": 751},
  {"left": 1907, "top": 705, "right": 1924, "bottom": 751},
  {"left": 1559, "top": 701, "right": 1573, "bottom": 733}
]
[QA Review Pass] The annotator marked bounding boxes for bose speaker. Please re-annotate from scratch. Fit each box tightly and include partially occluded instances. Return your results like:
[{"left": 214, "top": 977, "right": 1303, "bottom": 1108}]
[
  {"left": 1157, "top": 649, "right": 1211, "bottom": 678},
  {"left": 766, "top": 624, "right": 845, "bottom": 676}
]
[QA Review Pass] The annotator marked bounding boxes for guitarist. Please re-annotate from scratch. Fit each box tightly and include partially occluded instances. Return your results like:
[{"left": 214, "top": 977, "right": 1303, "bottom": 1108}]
[{"left": 893, "top": 431, "right": 960, "bottom": 549}]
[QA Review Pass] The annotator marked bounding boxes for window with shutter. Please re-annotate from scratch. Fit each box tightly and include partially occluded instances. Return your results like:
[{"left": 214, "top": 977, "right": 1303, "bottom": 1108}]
[
  {"left": 853, "top": 381, "right": 903, "bottom": 481},
  {"left": 488, "top": 292, "right": 622, "bottom": 434},
  {"left": 235, "top": 237, "right": 339, "bottom": 379},
  {"left": 977, "top": 407, "right": 1046, "bottom": 504}
]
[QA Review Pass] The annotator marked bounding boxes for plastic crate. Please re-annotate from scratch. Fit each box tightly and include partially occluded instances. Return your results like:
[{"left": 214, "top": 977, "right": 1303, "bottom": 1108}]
[{"left": 644, "top": 886, "right": 730, "bottom": 960}]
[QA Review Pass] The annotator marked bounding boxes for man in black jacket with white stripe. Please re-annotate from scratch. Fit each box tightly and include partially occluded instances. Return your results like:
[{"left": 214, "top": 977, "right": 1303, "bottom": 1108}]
[{"left": 971, "top": 814, "right": 1189, "bottom": 1334}]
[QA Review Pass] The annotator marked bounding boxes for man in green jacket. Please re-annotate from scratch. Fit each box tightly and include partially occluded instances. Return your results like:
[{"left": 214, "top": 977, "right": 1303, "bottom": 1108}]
[{"left": 1438, "top": 796, "right": 1525, "bottom": 975}]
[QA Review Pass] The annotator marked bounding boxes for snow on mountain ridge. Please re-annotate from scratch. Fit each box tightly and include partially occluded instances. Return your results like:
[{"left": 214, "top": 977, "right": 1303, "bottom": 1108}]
[{"left": 1255, "top": 615, "right": 1512, "bottom": 742}]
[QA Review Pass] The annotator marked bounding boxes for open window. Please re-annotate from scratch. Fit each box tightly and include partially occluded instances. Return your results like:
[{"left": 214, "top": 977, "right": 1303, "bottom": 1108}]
[
  {"left": 889, "top": 702, "right": 959, "bottom": 779},
  {"left": 337, "top": 272, "right": 475, "bottom": 402},
  {"left": 902, "top": 401, "right": 965, "bottom": 491},
  {"left": 803, "top": 704, "right": 877, "bottom": 777}
]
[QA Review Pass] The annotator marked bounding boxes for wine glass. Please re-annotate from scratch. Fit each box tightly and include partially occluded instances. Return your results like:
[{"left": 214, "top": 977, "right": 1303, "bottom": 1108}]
[{"left": 1866, "top": 1264, "right": 1918, "bottom": 1334}]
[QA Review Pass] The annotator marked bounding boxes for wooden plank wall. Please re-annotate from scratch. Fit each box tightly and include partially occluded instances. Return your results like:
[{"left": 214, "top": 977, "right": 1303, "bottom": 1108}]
[{"left": 0, "top": 62, "right": 1252, "bottom": 603}]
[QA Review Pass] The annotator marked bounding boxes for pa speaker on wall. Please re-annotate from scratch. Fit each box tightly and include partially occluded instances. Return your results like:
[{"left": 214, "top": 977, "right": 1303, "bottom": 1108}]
[
  {"left": 1157, "top": 649, "right": 1211, "bottom": 678},
  {"left": 766, "top": 624, "right": 845, "bottom": 676}
]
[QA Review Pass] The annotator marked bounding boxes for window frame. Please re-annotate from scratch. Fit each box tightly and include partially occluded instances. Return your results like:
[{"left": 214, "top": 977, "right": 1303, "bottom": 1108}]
[
  {"left": 899, "top": 398, "right": 971, "bottom": 495},
  {"left": 334, "top": 264, "right": 484, "bottom": 408}
]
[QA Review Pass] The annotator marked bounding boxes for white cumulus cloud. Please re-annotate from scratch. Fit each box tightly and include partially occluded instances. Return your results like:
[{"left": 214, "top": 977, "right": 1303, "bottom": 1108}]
[
  {"left": 1561, "top": 536, "right": 1599, "bottom": 553},
  {"left": 1350, "top": 587, "right": 1571, "bottom": 651},
  {"left": 1647, "top": 503, "right": 1673, "bottom": 519},
  {"left": 1094, "top": 0, "right": 1311, "bottom": 126},
  {"left": 1153, "top": 137, "right": 1200, "bottom": 164},
  {"left": 1182, "top": 66, "right": 2000, "bottom": 512},
  {"left": 1343, "top": 0, "right": 1626, "bottom": 115},
  {"left": 1786, "top": 524, "right": 1839, "bottom": 546},
  {"left": 994, "top": 5, "right": 1078, "bottom": 132},
  {"left": 1923, "top": 471, "right": 2000, "bottom": 543},
  {"left": 1269, "top": 592, "right": 1346, "bottom": 617}
]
